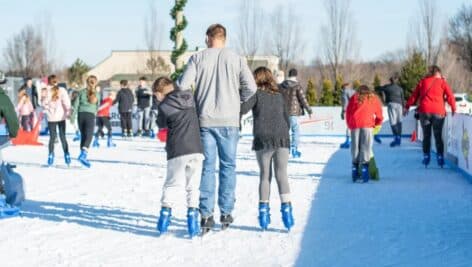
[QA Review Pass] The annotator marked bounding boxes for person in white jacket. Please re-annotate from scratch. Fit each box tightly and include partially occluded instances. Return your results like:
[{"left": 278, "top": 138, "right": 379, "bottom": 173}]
[{"left": 40, "top": 75, "right": 72, "bottom": 167}]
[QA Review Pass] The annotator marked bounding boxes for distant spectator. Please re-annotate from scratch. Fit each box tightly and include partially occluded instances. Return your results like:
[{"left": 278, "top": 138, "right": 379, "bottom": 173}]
[{"left": 135, "top": 77, "right": 151, "bottom": 136}]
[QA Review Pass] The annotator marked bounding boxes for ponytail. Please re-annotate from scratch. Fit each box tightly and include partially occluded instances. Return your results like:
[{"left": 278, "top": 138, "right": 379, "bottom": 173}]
[{"left": 86, "top": 75, "right": 98, "bottom": 104}]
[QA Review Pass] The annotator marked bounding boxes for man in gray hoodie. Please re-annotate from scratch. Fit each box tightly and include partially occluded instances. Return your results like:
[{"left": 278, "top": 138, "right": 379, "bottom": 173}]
[{"left": 177, "top": 24, "right": 257, "bottom": 233}]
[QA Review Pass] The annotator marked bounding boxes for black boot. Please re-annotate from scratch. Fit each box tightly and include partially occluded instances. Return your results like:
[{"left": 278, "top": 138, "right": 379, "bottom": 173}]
[
  {"left": 220, "top": 214, "right": 234, "bottom": 230},
  {"left": 200, "top": 215, "right": 215, "bottom": 235}
]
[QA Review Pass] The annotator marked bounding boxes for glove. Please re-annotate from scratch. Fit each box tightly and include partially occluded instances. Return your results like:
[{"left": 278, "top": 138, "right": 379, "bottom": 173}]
[{"left": 373, "top": 125, "right": 381, "bottom": 135}]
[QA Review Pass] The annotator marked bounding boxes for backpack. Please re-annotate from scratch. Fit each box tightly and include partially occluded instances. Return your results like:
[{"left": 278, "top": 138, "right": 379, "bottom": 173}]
[{"left": 0, "top": 163, "right": 25, "bottom": 207}]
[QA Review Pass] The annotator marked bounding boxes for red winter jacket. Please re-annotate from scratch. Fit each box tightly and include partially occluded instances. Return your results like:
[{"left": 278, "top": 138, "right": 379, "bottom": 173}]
[
  {"left": 346, "top": 93, "right": 383, "bottom": 130},
  {"left": 97, "top": 97, "right": 113, "bottom": 117},
  {"left": 406, "top": 76, "right": 456, "bottom": 116}
]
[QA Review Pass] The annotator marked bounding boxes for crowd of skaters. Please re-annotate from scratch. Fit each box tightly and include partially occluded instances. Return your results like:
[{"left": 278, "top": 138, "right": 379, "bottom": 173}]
[{"left": 0, "top": 23, "right": 457, "bottom": 236}]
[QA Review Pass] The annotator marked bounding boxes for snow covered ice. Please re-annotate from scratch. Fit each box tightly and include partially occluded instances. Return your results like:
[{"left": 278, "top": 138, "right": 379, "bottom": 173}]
[{"left": 1, "top": 135, "right": 472, "bottom": 267}]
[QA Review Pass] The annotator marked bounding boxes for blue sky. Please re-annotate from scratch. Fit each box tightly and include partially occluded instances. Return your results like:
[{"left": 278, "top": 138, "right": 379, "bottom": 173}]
[{"left": 0, "top": 0, "right": 467, "bottom": 67}]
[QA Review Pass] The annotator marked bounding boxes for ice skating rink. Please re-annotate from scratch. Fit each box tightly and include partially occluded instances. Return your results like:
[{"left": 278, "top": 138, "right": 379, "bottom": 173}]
[{"left": 1, "top": 136, "right": 471, "bottom": 267}]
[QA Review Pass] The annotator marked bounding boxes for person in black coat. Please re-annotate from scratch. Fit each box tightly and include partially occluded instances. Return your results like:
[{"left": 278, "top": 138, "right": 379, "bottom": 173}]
[
  {"left": 114, "top": 80, "right": 135, "bottom": 137},
  {"left": 240, "top": 67, "right": 294, "bottom": 231},
  {"left": 135, "top": 76, "right": 151, "bottom": 136},
  {"left": 152, "top": 76, "right": 203, "bottom": 236}
]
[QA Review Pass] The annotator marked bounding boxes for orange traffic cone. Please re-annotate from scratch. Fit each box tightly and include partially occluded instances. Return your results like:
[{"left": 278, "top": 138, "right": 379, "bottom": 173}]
[
  {"left": 410, "top": 130, "right": 417, "bottom": 142},
  {"left": 11, "top": 113, "right": 43, "bottom": 146}
]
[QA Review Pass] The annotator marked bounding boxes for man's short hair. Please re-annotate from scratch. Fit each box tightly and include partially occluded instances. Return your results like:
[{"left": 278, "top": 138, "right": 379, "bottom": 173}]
[
  {"left": 120, "top": 80, "right": 128, "bottom": 87},
  {"left": 206, "top": 24, "right": 226, "bottom": 40},
  {"left": 288, "top": 69, "right": 298, "bottom": 77},
  {"left": 139, "top": 76, "right": 147, "bottom": 81}
]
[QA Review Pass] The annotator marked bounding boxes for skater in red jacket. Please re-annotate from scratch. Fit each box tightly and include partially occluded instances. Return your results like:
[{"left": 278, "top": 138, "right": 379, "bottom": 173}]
[
  {"left": 92, "top": 91, "right": 116, "bottom": 148},
  {"left": 405, "top": 65, "right": 456, "bottom": 167},
  {"left": 346, "top": 85, "right": 383, "bottom": 183}
]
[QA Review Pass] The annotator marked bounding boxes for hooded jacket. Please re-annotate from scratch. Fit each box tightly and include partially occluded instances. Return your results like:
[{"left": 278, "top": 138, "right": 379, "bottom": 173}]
[
  {"left": 346, "top": 93, "right": 383, "bottom": 129},
  {"left": 406, "top": 76, "right": 456, "bottom": 116},
  {"left": 157, "top": 90, "right": 203, "bottom": 160},
  {"left": 280, "top": 79, "right": 313, "bottom": 116}
]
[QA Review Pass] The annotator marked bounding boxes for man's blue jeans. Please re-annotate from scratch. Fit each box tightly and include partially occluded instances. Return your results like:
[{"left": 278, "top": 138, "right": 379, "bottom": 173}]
[
  {"left": 289, "top": 116, "right": 300, "bottom": 151},
  {"left": 199, "top": 127, "right": 239, "bottom": 218}
]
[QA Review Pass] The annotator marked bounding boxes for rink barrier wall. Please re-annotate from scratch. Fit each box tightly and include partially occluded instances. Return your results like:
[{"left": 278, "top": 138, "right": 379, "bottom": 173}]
[{"left": 443, "top": 113, "right": 472, "bottom": 181}]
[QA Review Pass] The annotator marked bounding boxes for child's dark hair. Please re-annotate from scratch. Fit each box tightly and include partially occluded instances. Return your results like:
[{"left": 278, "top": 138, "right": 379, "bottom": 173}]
[
  {"left": 48, "top": 74, "right": 58, "bottom": 86},
  {"left": 120, "top": 80, "right": 128, "bottom": 87},
  {"left": 253, "top": 67, "right": 279, "bottom": 94},
  {"left": 152, "top": 77, "right": 174, "bottom": 93}
]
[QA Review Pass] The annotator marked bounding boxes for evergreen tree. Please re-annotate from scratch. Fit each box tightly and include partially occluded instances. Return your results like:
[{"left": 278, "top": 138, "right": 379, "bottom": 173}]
[
  {"left": 67, "top": 58, "right": 90, "bottom": 88},
  {"left": 306, "top": 78, "right": 317, "bottom": 106},
  {"left": 319, "top": 79, "right": 334, "bottom": 106},
  {"left": 399, "top": 51, "right": 427, "bottom": 100},
  {"left": 353, "top": 79, "right": 361, "bottom": 90},
  {"left": 373, "top": 73, "right": 381, "bottom": 90},
  {"left": 333, "top": 75, "right": 344, "bottom": 106}
]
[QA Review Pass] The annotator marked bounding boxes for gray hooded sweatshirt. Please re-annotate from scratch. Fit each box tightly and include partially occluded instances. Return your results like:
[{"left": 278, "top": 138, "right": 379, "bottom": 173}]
[{"left": 177, "top": 48, "right": 257, "bottom": 128}]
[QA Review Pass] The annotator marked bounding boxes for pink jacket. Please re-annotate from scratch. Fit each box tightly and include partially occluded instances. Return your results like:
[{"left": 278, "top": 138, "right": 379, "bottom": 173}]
[
  {"left": 17, "top": 98, "right": 34, "bottom": 116},
  {"left": 41, "top": 86, "right": 72, "bottom": 122}
]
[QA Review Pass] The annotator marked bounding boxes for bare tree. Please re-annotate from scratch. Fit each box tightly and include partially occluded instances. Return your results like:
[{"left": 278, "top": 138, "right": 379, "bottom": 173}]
[
  {"left": 37, "top": 15, "right": 57, "bottom": 75},
  {"left": 236, "top": 0, "right": 265, "bottom": 68},
  {"left": 271, "top": 5, "right": 304, "bottom": 77},
  {"left": 3, "top": 24, "right": 50, "bottom": 77},
  {"left": 449, "top": 3, "right": 472, "bottom": 72},
  {"left": 320, "top": 0, "right": 355, "bottom": 81},
  {"left": 144, "top": 0, "right": 166, "bottom": 79},
  {"left": 414, "top": 0, "right": 442, "bottom": 65}
]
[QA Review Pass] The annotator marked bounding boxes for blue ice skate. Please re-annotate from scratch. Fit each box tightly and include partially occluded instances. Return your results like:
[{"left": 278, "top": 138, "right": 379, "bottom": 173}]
[
  {"left": 361, "top": 163, "right": 369, "bottom": 183},
  {"left": 92, "top": 137, "right": 100, "bottom": 148},
  {"left": 157, "top": 207, "right": 172, "bottom": 234},
  {"left": 64, "top": 152, "right": 71, "bottom": 166},
  {"left": 258, "top": 202, "right": 271, "bottom": 230},
  {"left": 107, "top": 137, "right": 116, "bottom": 148},
  {"left": 281, "top": 202, "right": 294, "bottom": 231},
  {"left": 47, "top": 153, "right": 54, "bottom": 167},
  {"left": 187, "top": 208, "right": 200, "bottom": 238},
  {"left": 78, "top": 150, "right": 91, "bottom": 168}
]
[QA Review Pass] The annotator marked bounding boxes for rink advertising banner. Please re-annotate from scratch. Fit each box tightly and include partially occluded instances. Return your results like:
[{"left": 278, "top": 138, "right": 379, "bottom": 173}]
[
  {"left": 445, "top": 114, "right": 472, "bottom": 176},
  {"left": 242, "top": 106, "right": 417, "bottom": 137}
]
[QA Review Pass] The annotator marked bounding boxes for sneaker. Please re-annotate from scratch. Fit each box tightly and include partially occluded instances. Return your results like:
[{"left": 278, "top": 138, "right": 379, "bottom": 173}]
[
  {"left": 352, "top": 163, "right": 359, "bottom": 182},
  {"left": 422, "top": 154, "right": 431, "bottom": 167},
  {"left": 281, "top": 202, "right": 294, "bottom": 231},
  {"left": 157, "top": 207, "right": 172, "bottom": 234},
  {"left": 64, "top": 153, "right": 71, "bottom": 166},
  {"left": 47, "top": 153, "right": 54, "bottom": 167},
  {"left": 220, "top": 214, "right": 234, "bottom": 230},
  {"left": 258, "top": 202, "right": 271, "bottom": 230},
  {"left": 187, "top": 208, "right": 200, "bottom": 238},
  {"left": 78, "top": 150, "right": 91, "bottom": 168},
  {"left": 361, "top": 163, "right": 369, "bottom": 183},
  {"left": 201, "top": 215, "right": 215, "bottom": 234}
]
